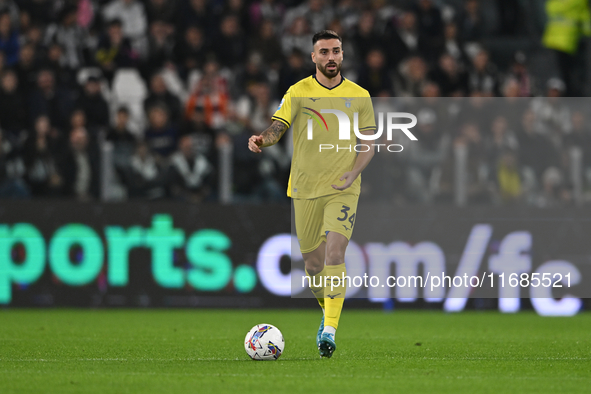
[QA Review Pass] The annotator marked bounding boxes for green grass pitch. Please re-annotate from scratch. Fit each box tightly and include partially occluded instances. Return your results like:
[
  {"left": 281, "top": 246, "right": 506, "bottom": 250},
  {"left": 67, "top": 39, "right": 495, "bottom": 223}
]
[{"left": 0, "top": 309, "right": 590, "bottom": 393}]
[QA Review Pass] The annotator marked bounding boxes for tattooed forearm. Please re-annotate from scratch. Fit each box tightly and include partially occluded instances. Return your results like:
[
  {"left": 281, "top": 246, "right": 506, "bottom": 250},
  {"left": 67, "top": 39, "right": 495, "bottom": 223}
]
[{"left": 260, "top": 121, "right": 288, "bottom": 147}]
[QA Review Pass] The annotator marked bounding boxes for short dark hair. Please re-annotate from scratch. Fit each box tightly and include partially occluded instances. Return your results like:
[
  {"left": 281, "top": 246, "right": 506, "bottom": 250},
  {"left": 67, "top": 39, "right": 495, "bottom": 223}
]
[
  {"left": 117, "top": 106, "right": 130, "bottom": 115},
  {"left": 108, "top": 19, "right": 123, "bottom": 28},
  {"left": 312, "top": 30, "right": 342, "bottom": 46}
]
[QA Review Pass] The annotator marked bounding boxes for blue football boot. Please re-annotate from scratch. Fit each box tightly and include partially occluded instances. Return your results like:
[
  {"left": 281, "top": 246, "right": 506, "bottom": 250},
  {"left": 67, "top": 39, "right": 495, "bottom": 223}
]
[
  {"left": 318, "top": 332, "right": 336, "bottom": 358},
  {"left": 316, "top": 314, "right": 324, "bottom": 348}
]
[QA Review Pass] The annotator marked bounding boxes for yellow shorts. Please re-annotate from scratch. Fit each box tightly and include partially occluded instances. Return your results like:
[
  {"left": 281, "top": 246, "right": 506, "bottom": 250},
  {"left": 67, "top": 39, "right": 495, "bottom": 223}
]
[{"left": 293, "top": 192, "right": 359, "bottom": 254}]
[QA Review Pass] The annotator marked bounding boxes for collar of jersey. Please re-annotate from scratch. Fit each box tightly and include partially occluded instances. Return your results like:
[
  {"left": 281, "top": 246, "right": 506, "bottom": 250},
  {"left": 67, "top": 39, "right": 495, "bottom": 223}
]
[{"left": 312, "top": 74, "right": 345, "bottom": 90}]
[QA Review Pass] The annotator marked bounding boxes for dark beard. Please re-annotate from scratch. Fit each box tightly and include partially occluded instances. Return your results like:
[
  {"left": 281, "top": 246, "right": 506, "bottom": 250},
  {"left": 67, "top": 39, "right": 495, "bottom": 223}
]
[{"left": 317, "top": 61, "right": 341, "bottom": 79}]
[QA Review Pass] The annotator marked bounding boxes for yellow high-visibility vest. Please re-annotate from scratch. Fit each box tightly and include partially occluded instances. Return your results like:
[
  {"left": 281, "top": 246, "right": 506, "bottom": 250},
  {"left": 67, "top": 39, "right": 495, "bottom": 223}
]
[{"left": 542, "top": 0, "right": 591, "bottom": 54}]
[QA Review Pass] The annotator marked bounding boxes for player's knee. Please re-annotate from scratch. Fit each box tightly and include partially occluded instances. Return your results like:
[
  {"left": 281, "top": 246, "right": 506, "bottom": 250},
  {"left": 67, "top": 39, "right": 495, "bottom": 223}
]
[
  {"left": 325, "top": 248, "right": 345, "bottom": 266},
  {"left": 304, "top": 257, "right": 324, "bottom": 275}
]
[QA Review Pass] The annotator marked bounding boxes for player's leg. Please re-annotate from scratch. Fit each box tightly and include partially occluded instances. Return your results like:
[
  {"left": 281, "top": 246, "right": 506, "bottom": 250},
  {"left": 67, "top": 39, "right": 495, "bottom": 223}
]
[
  {"left": 324, "top": 231, "right": 348, "bottom": 330},
  {"left": 318, "top": 192, "right": 358, "bottom": 357},
  {"left": 293, "top": 198, "right": 328, "bottom": 346},
  {"left": 302, "top": 243, "right": 326, "bottom": 303},
  {"left": 302, "top": 243, "right": 326, "bottom": 346},
  {"left": 317, "top": 232, "right": 347, "bottom": 357}
]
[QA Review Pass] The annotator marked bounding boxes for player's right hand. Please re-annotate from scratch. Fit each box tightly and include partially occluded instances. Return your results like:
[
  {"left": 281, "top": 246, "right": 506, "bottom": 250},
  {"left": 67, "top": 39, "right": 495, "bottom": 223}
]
[{"left": 248, "top": 135, "right": 264, "bottom": 153}]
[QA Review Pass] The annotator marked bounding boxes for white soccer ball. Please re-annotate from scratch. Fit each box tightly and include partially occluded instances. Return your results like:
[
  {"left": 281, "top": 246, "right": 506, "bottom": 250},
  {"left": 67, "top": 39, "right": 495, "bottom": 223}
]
[{"left": 244, "top": 324, "right": 285, "bottom": 360}]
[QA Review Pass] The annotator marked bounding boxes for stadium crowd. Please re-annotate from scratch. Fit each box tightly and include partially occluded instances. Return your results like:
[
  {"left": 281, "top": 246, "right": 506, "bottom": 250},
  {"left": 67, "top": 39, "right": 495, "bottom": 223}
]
[{"left": 0, "top": 0, "right": 589, "bottom": 206}]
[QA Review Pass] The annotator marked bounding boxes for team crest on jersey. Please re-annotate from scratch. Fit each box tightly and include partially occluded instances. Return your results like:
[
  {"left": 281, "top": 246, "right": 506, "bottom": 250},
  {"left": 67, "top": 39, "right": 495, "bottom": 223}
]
[{"left": 341, "top": 98, "right": 355, "bottom": 108}]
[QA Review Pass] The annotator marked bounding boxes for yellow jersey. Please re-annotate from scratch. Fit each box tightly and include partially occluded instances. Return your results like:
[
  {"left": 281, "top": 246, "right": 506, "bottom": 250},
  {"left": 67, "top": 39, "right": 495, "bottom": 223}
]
[{"left": 272, "top": 75, "right": 376, "bottom": 199}]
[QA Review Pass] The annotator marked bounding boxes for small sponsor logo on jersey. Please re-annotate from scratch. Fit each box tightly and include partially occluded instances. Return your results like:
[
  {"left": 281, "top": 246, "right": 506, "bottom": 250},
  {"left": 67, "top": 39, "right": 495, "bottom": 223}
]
[
  {"left": 277, "top": 98, "right": 284, "bottom": 110},
  {"left": 309, "top": 98, "right": 321, "bottom": 102},
  {"left": 326, "top": 293, "right": 341, "bottom": 299}
]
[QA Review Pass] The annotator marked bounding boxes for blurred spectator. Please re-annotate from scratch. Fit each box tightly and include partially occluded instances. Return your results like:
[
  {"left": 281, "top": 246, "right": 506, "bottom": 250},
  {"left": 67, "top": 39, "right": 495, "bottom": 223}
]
[
  {"left": 173, "top": 25, "right": 208, "bottom": 80},
  {"left": 181, "top": 0, "right": 217, "bottom": 34},
  {"left": 106, "top": 106, "right": 135, "bottom": 144},
  {"left": 118, "top": 140, "right": 166, "bottom": 199},
  {"left": 22, "top": 23, "right": 44, "bottom": 53},
  {"left": 337, "top": 0, "right": 364, "bottom": 30},
  {"left": 405, "top": 108, "right": 449, "bottom": 203},
  {"left": 249, "top": 0, "right": 285, "bottom": 31},
  {"left": 0, "top": 10, "right": 19, "bottom": 66},
  {"left": 496, "top": 150, "right": 522, "bottom": 203},
  {"left": 542, "top": 0, "right": 590, "bottom": 96},
  {"left": 28, "top": 68, "right": 75, "bottom": 131},
  {"left": 0, "top": 0, "right": 18, "bottom": 27},
  {"left": 95, "top": 19, "right": 138, "bottom": 83},
  {"left": 515, "top": 109, "right": 560, "bottom": 191},
  {"left": 0, "top": 70, "right": 26, "bottom": 138},
  {"left": 22, "top": 115, "right": 62, "bottom": 196},
  {"left": 102, "top": 0, "right": 147, "bottom": 50},
  {"left": 15, "top": 43, "right": 37, "bottom": 95},
  {"left": 485, "top": 116, "right": 519, "bottom": 169},
  {"left": 236, "top": 82, "right": 279, "bottom": 133},
  {"left": 456, "top": 0, "right": 485, "bottom": 42},
  {"left": 142, "top": 20, "right": 175, "bottom": 80},
  {"left": 385, "top": 11, "right": 425, "bottom": 67},
  {"left": 507, "top": 51, "right": 534, "bottom": 97},
  {"left": 283, "top": 0, "right": 334, "bottom": 34},
  {"left": 41, "top": 43, "right": 77, "bottom": 88},
  {"left": 185, "top": 60, "right": 229, "bottom": 130},
  {"left": 468, "top": 50, "right": 501, "bottom": 96},
  {"left": 396, "top": 56, "right": 428, "bottom": 97},
  {"left": 282, "top": 16, "right": 311, "bottom": 58},
  {"left": 232, "top": 52, "right": 269, "bottom": 99},
  {"left": 213, "top": 14, "right": 247, "bottom": 69},
  {"left": 221, "top": 0, "right": 250, "bottom": 33},
  {"left": 356, "top": 48, "right": 394, "bottom": 96},
  {"left": 429, "top": 53, "right": 468, "bottom": 96},
  {"left": 181, "top": 106, "right": 216, "bottom": 164},
  {"left": 531, "top": 79, "right": 571, "bottom": 147},
  {"left": 44, "top": 5, "right": 85, "bottom": 69},
  {"left": 412, "top": 0, "right": 444, "bottom": 63},
  {"left": 496, "top": 0, "right": 525, "bottom": 36},
  {"left": 19, "top": 0, "right": 53, "bottom": 26},
  {"left": 168, "top": 134, "right": 214, "bottom": 202},
  {"left": 78, "top": 76, "right": 110, "bottom": 130},
  {"left": 69, "top": 109, "right": 93, "bottom": 140},
  {"left": 456, "top": 122, "right": 493, "bottom": 203},
  {"left": 144, "top": 73, "right": 181, "bottom": 127},
  {"left": 565, "top": 111, "right": 591, "bottom": 178},
  {"left": 0, "top": 128, "right": 28, "bottom": 198},
  {"left": 106, "top": 106, "right": 136, "bottom": 153},
  {"left": 441, "top": 22, "right": 469, "bottom": 68},
  {"left": 145, "top": 0, "right": 179, "bottom": 25},
  {"left": 58, "top": 127, "right": 100, "bottom": 200},
  {"left": 352, "top": 11, "right": 383, "bottom": 70},
  {"left": 77, "top": 0, "right": 94, "bottom": 29},
  {"left": 278, "top": 48, "right": 309, "bottom": 97},
  {"left": 248, "top": 19, "right": 283, "bottom": 70},
  {"left": 537, "top": 166, "right": 571, "bottom": 206},
  {"left": 144, "top": 104, "right": 178, "bottom": 159}
]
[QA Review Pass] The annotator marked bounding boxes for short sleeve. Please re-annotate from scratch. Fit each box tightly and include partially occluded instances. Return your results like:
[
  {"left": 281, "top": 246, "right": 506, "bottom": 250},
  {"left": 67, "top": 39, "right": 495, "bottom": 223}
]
[
  {"left": 272, "top": 88, "right": 293, "bottom": 128},
  {"left": 357, "top": 93, "right": 376, "bottom": 132}
]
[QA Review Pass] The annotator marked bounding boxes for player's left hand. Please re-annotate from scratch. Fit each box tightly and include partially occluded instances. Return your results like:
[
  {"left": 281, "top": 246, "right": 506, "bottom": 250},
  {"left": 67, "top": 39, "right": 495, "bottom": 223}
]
[{"left": 332, "top": 172, "right": 356, "bottom": 191}]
